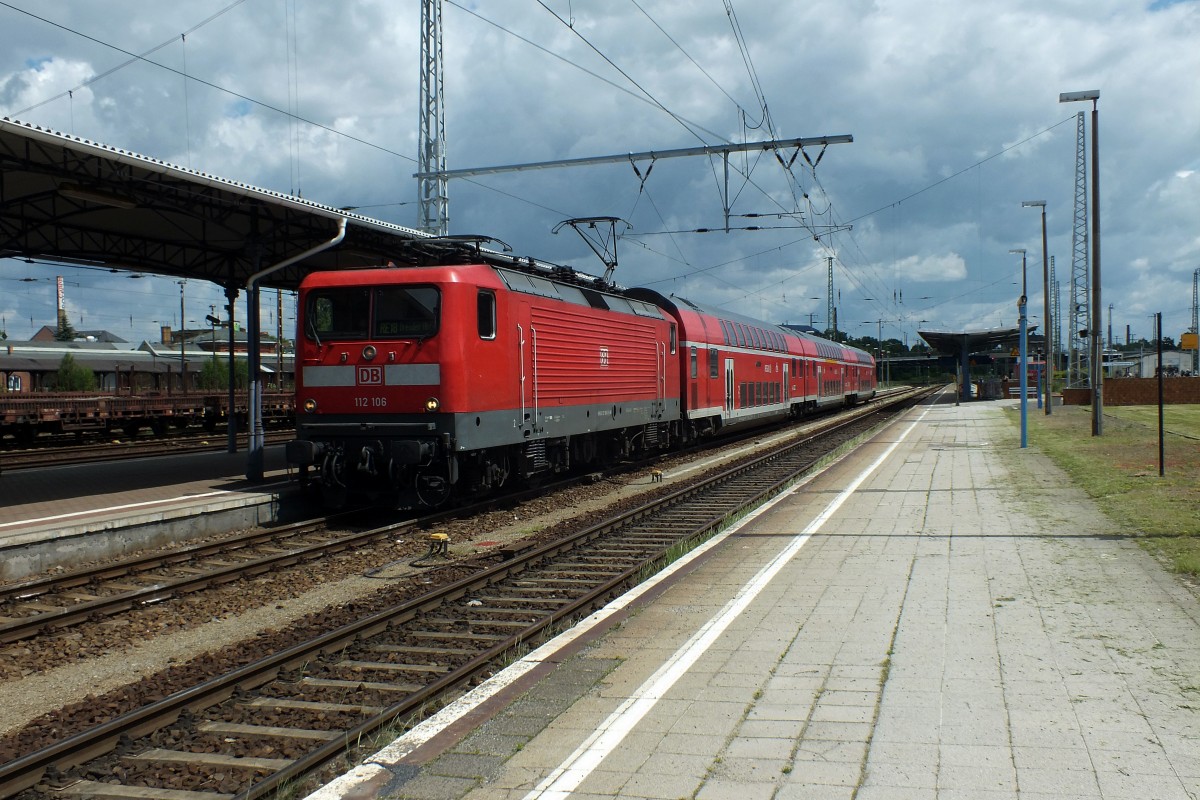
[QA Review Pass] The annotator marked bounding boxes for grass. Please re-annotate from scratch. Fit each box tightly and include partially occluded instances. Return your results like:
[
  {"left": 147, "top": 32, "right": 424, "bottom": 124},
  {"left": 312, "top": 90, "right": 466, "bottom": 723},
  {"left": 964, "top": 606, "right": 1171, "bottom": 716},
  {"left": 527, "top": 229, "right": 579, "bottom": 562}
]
[{"left": 1003, "top": 402, "right": 1200, "bottom": 575}]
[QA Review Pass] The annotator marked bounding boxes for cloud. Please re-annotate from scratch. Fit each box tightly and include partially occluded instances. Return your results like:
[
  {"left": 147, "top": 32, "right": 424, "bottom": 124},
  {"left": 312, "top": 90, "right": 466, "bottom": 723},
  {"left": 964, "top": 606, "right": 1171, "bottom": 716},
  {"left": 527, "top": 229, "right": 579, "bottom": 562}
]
[{"left": 0, "top": 0, "right": 1198, "bottom": 345}]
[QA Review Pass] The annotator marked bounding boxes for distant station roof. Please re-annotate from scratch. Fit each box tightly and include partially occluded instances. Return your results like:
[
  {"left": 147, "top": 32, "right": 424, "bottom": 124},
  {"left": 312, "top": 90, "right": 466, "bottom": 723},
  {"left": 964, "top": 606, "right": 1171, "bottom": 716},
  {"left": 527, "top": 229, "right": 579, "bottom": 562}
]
[
  {"left": 918, "top": 326, "right": 1035, "bottom": 355},
  {"left": 0, "top": 117, "right": 522, "bottom": 291}
]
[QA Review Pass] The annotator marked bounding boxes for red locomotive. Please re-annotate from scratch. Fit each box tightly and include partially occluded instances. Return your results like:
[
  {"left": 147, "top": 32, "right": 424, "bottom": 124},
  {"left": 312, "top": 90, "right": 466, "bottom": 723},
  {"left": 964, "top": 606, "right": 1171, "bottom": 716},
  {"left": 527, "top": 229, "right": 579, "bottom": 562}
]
[{"left": 286, "top": 260, "right": 874, "bottom": 508}]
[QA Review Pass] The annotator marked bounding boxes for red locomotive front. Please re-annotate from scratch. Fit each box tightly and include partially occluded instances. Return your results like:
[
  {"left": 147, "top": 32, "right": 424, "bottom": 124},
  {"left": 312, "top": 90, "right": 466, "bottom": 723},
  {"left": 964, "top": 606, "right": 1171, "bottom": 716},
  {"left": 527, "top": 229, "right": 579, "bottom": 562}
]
[{"left": 287, "top": 262, "right": 680, "bottom": 508}]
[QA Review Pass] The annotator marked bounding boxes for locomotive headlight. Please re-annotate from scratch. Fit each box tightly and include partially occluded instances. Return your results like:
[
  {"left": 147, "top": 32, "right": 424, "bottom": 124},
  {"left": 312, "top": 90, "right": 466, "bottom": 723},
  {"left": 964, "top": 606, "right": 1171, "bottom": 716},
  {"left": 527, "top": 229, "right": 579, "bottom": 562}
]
[
  {"left": 303, "top": 398, "right": 318, "bottom": 413},
  {"left": 362, "top": 345, "right": 377, "bottom": 360},
  {"left": 424, "top": 397, "right": 440, "bottom": 412}
]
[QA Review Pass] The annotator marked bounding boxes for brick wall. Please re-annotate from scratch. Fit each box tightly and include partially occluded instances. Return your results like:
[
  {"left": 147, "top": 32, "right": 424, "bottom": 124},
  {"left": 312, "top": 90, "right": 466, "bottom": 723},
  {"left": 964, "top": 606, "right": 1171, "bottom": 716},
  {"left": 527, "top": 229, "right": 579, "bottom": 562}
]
[{"left": 1062, "top": 377, "right": 1200, "bottom": 406}]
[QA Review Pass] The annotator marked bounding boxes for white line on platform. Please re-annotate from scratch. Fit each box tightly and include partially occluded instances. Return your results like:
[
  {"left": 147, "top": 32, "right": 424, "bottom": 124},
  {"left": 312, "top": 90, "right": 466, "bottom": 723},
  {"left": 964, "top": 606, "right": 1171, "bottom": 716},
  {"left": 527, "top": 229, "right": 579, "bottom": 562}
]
[
  {"left": 0, "top": 482, "right": 289, "bottom": 529},
  {"left": 305, "top": 399, "right": 934, "bottom": 800},
  {"left": 523, "top": 402, "right": 933, "bottom": 800}
]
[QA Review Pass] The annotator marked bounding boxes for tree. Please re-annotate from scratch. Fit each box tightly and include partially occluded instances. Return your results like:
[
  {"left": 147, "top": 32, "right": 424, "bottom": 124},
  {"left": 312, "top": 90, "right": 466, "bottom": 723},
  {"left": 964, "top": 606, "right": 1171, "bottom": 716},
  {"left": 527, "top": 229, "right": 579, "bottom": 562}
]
[
  {"left": 55, "top": 312, "right": 77, "bottom": 342},
  {"left": 52, "top": 353, "right": 97, "bottom": 391},
  {"left": 197, "top": 357, "right": 250, "bottom": 390}
]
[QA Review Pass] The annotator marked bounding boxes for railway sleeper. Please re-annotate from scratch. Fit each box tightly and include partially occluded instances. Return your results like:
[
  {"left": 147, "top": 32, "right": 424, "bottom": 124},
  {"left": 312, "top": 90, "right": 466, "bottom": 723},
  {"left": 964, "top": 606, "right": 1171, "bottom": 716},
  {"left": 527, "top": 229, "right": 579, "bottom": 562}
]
[
  {"left": 338, "top": 659, "right": 450, "bottom": 674},
  {"left": 122, "top": 747, "right": 291, "bottom": 772},
  {"left": 55, "top": 780, "right": 236, "bottom": 799},
  {"left": 421, "top": 617, "right": 534, "bottom": 629},
  {"left": 367, "top": 643, "right": 475, "bottom": 656},
  {"left": 196, "top": 720, "right": 339, "bottom": 742},
  {"left": 409, "top": 630, "right": 508, "bottom": 642},
  {"left": 243, "top": 697, "right": 383, "bottom": 715},
  {"left": 476, "top": 595, "right": 572, "bottom": 605}
]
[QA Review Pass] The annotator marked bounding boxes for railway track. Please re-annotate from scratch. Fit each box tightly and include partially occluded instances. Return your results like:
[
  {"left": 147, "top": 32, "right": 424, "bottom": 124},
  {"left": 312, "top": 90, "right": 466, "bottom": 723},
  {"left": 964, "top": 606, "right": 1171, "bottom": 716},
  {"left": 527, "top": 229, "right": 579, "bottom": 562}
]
[
  {"left": 0, "top": 431, "right": 295, "bottom": 471},
  {"left": 0, "top": 386, "right": 931, "bottom": 800},
  {"left": 0, "top": 512, "right": 394, "bottom": 646},
  {"left": 0, "top": 388, "right": 916, "bottom": 647}
]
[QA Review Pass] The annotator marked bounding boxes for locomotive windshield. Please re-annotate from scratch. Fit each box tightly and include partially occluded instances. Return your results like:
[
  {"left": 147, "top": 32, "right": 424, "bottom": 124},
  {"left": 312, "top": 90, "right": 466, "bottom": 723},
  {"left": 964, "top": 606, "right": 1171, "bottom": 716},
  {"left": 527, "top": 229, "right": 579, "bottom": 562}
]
[
  {"left": 306, "top": 286, "right": 440, "bottom": 341},
  {"left": 374, "top": 286, "right": 439, "bottom": 338}
]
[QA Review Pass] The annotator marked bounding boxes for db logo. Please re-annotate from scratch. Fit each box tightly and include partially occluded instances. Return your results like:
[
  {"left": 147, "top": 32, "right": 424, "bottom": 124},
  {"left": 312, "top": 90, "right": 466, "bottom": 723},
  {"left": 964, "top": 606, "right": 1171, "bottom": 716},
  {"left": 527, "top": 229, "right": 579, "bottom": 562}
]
[
  {"left": 357, "top": 366, "right": 384, "bottom": 385},
  {"left": 599, "top": 347, "right": 610, "bottom": 368}
]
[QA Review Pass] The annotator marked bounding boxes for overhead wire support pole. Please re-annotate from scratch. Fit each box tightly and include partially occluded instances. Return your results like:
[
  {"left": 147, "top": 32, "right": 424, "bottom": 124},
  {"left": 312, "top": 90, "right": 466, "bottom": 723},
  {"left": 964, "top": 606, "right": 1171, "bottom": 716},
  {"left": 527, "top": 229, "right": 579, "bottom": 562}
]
[
  {"left": 418, "top": 0, "right": 448, "bottom": 235},
  {"left": 723, "top": 152, "right": 730, "bottom": 233}
]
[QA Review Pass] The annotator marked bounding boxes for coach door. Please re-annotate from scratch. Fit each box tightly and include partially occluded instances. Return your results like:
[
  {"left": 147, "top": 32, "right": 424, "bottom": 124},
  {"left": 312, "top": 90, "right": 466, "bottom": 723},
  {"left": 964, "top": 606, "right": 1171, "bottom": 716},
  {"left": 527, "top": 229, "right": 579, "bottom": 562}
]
[
  {"left": 724, "top": 358, "right": 735, "bottom": 414},
  {"left": 782, "top": 362, "right": 789, "bottom": 404}
]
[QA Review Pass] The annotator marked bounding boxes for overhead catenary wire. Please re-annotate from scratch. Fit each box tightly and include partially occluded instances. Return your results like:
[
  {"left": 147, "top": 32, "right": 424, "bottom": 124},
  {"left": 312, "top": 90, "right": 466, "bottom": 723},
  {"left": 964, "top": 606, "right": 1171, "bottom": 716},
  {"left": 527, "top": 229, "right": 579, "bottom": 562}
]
[{"left": 2, "top": 0, "right": 417, "bottom": 165}]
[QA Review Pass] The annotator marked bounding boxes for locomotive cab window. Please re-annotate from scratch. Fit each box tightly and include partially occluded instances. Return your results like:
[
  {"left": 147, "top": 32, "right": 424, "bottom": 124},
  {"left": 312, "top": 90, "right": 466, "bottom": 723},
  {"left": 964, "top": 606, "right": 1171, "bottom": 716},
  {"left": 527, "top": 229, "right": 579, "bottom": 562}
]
[
  {"left": 477, "top": 290, "right": 496, "bottom": 340},
  {"left": 308, "top": 287, "right": 370, "bottom": 340},
  {"left": 306, "top": 286, "right": 441, "bottom": 342},
  {"left": 375, "top": 286, "right": 440, "bottom": 338}
]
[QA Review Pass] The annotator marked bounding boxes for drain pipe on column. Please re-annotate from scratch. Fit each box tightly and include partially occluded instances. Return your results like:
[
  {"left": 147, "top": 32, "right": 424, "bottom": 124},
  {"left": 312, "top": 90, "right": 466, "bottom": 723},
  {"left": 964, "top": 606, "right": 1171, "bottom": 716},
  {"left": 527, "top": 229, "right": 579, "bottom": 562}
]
[{"left": 245, "top": 217, "right": 347, "bottom": 481}]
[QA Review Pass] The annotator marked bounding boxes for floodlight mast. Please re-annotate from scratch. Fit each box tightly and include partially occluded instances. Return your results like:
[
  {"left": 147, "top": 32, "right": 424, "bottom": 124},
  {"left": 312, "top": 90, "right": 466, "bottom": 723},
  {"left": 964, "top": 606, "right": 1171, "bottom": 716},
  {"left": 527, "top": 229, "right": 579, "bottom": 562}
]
[{"left": 1022, "top": 200, "right": 1052, "bottom": 415}]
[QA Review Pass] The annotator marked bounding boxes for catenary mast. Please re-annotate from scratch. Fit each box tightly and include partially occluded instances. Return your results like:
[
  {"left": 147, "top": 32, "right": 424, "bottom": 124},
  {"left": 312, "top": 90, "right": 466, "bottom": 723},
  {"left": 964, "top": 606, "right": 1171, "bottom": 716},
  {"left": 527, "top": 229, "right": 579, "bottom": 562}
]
[
  {"left": 1068, "top": 111, "right": 1090, "bottom": 388},
  {"left": 418, "top": 0, "right": 448, "bottom": 235}
]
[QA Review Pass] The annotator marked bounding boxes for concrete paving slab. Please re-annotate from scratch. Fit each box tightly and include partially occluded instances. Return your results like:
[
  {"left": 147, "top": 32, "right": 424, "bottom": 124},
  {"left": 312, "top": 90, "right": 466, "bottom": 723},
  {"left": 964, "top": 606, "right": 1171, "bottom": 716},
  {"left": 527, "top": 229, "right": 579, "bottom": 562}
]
[{"left": 305, "top": 395, "right": 1200, "bottom": 800}]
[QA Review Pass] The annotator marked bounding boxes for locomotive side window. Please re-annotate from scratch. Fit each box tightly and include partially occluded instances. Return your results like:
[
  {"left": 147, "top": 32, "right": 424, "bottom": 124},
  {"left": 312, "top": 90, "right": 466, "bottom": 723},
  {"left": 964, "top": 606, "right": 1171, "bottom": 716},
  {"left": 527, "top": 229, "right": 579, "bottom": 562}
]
[
  {"left": 669, "top": 323, "right": 677, "bottom": 354},
  {"left": 477, "top": 290, "right": 496, "bottom": 340},
  {"left": 375, "top": 286, "right": 440, "bottom": 338},
  {"left": 308, "top": 288, "right": 370, "bottom": 340}
]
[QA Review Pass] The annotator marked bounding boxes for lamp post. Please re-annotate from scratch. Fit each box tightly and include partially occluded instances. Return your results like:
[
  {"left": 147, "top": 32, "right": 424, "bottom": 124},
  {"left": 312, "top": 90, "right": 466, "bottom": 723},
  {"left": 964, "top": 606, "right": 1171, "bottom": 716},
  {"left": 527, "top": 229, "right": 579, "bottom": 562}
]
[
  {"left": 862, "top": 319, "right": 884, "bottom": 387},
  {"left": 1010, "top": 249, "right": 1028, "bottom": 448},
  {"left": 1060, "top": 89, "right": 1101, "bottom": 434},
  {"left": 1022, "top": 200, "right": 1052, "bottom": 415},
  {"left": 177, "top": 279, "right": 187, "bottom": 394}
]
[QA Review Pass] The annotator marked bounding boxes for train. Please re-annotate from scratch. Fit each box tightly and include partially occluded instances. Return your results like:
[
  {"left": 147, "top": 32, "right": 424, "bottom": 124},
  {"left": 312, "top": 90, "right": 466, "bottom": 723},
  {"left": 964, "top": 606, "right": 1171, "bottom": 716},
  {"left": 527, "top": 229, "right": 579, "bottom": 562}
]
[
  {"left": 284, "top": 259, "right": 876, "bottom": 508},
  {"left": 0, "top": 391, "right": 293, "bottom": 443}
]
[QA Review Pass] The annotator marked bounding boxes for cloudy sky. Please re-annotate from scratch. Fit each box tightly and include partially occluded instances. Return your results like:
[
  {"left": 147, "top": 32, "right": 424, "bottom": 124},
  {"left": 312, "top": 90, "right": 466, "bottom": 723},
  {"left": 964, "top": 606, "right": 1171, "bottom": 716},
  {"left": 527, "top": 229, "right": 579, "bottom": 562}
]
[{"left": 1, "top": 0, "right": 1198, "bottom": 355}]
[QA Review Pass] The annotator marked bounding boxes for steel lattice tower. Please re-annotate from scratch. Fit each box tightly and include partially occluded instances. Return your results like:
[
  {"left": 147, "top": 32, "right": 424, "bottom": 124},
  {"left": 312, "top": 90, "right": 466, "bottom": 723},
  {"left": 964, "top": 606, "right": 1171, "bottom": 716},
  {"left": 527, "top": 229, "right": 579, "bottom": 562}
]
[
  {"left": 827, "top": 257, "right": 835, "bottom": 338},
  {"left": 418, "top": 0, "right": 448, "bottom": 235},
  {"left": 1068, "top": 112, "right": 1090, "bottom": 387},
  {"left": 1051, "top": 257, "right": 1059, "bottom": 371}
]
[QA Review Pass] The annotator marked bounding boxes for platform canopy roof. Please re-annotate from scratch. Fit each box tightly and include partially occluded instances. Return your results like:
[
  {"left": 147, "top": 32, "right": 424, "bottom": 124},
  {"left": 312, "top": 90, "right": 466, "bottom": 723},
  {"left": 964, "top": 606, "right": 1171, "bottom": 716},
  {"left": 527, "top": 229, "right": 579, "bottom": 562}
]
[
  {"left": 918, "top": 326, "right": 1036, "bottom": 355},
  {"left": 0, "top": 117, "right": 523, "bottom": 292}
]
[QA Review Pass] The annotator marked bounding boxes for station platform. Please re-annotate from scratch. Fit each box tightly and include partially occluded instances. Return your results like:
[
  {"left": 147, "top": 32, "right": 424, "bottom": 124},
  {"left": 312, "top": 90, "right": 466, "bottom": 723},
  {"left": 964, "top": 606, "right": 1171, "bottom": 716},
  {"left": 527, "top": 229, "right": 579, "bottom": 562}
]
[
  {"left": 309, "top": 392, "right": 1200, "bottom": 800},
  {"left": 0, "top": 447, "right": 295, "bottom": 581}
]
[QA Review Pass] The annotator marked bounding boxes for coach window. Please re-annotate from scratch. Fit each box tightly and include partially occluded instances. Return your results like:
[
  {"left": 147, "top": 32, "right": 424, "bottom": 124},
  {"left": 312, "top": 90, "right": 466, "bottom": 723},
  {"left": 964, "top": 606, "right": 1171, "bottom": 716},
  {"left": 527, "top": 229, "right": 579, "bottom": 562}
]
[
  {"left": 477, "top": 290, "right": 496, "bottom": 340},
  {"left": 733, "top": 323, "right": 746, "bottom": 348},
  {"left": 709, "top": 347, "right": 719, "bottom": 379},
  {"left": 690, "top": 346, "right": 698, "bottom": 379}
]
